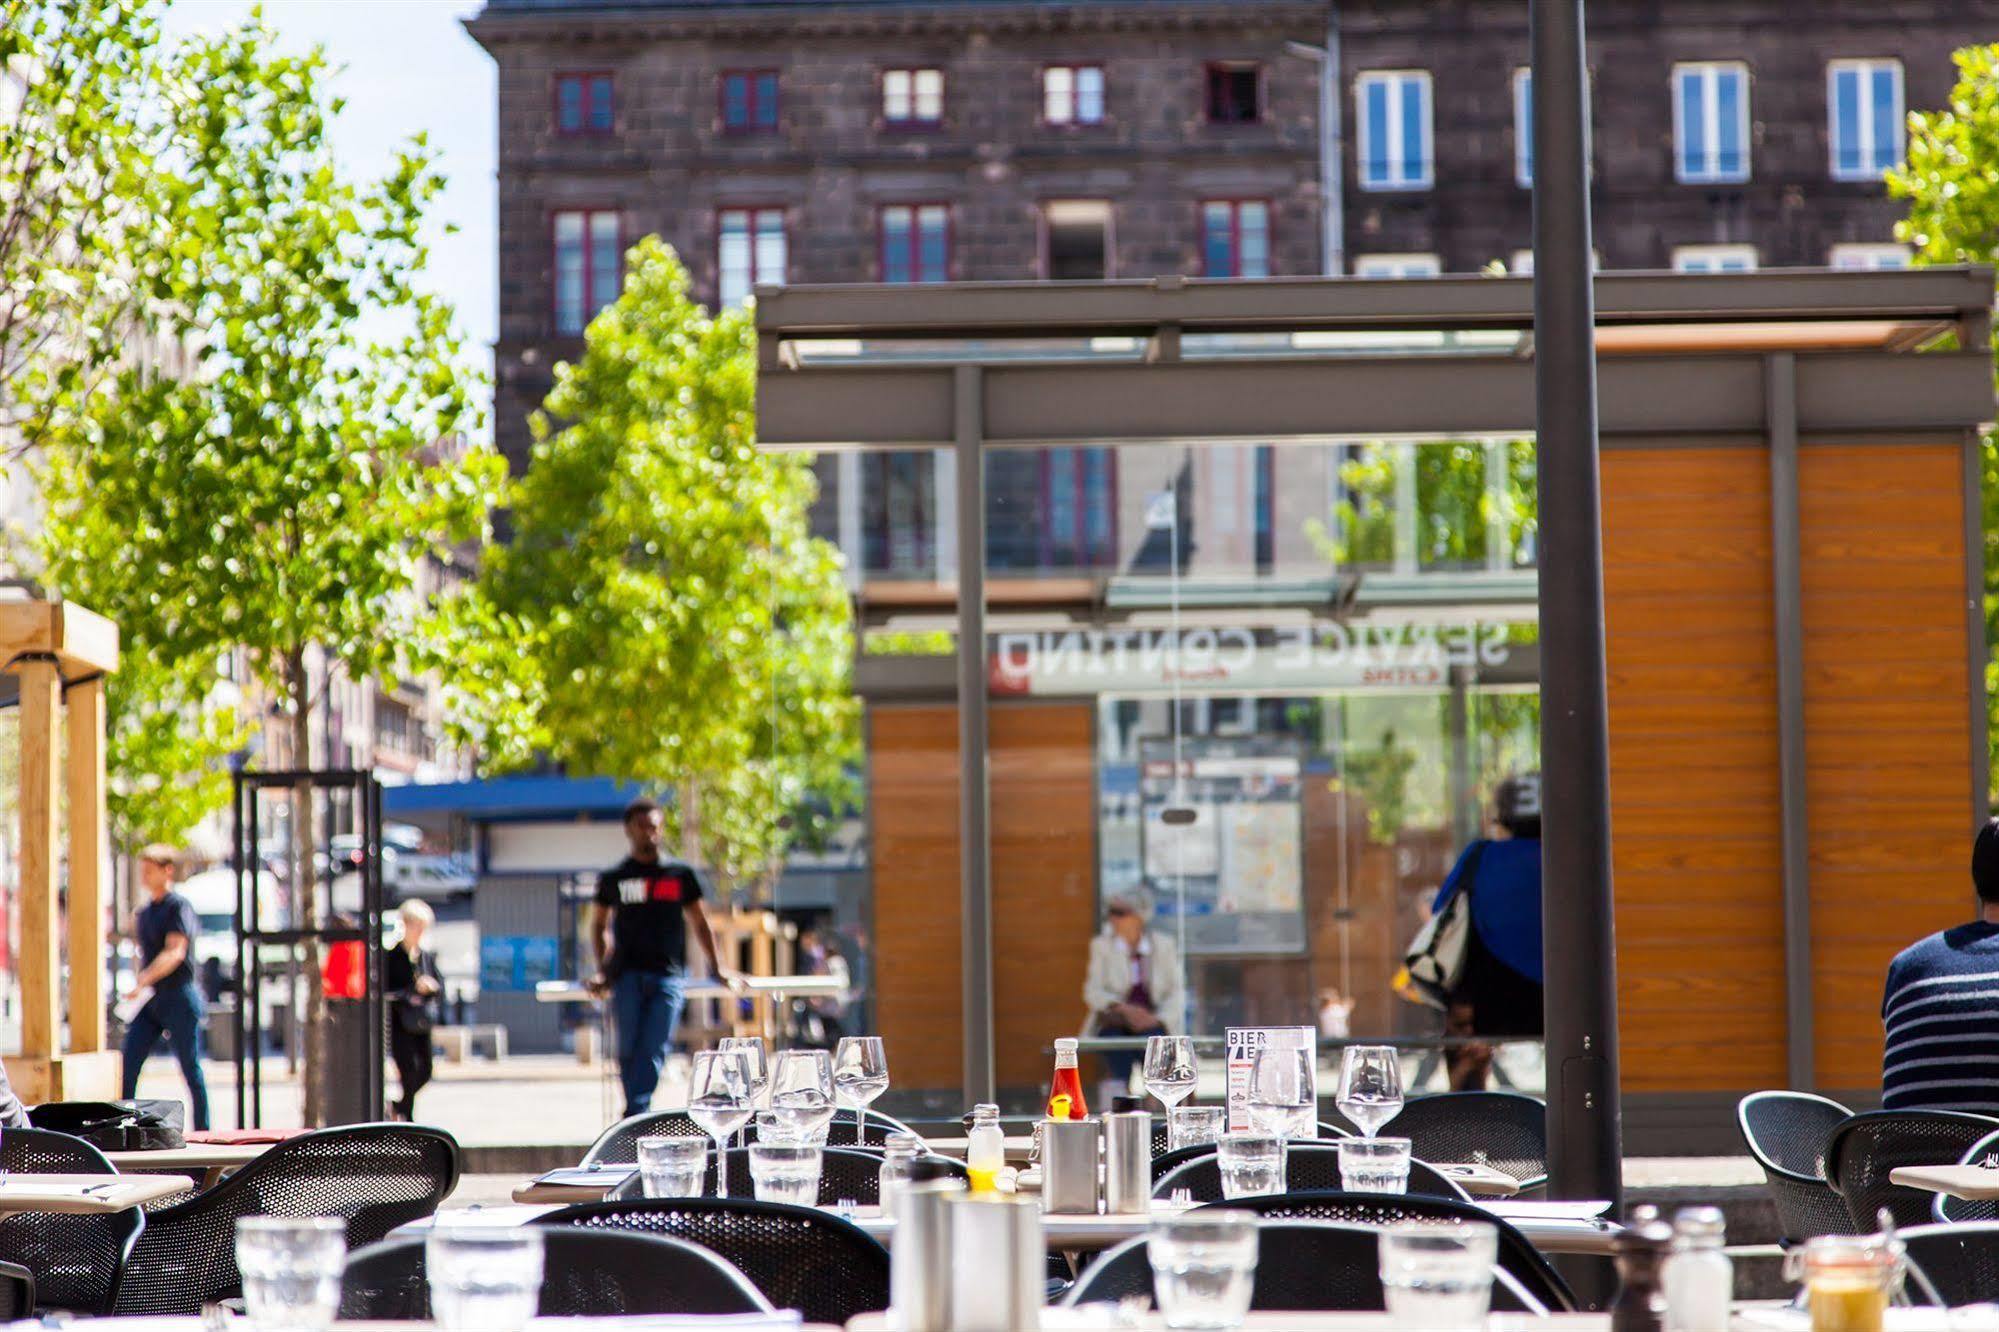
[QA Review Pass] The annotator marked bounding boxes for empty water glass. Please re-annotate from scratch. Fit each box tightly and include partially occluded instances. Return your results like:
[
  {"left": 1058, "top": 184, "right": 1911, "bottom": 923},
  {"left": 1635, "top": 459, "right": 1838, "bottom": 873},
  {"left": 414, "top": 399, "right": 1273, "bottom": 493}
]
[
  {"left": 1338, "top": 1135, "right": 1412, "bottom": 1193},
  {"left": 236, "top": 1216, "right": 344, "bottom": 1331},
  {"left": 749, "top": 1142, "right": 823, "bottom": 1205},
  {"left": 1168, "top": 1105, "right": 1226, "bottom": 1152},
  {"left": 757, "top": 1104, "right": 833, "bottom": 1146},
  {"left": 1148, "top": 1209, "right": 1259, "bottom": 1330},
  {"left": 636, "top": 1134, "right": 706, "bottom": 1197},
  {"left": 426, "top": 1226, "right": 545, "bottom": 1332},
  {"left": 1216, "top": 1133, "right": 1283, "bottom": 1200},
  {"left": 1378, "top": 1220, "right": 1498, "bottom": 1329}
]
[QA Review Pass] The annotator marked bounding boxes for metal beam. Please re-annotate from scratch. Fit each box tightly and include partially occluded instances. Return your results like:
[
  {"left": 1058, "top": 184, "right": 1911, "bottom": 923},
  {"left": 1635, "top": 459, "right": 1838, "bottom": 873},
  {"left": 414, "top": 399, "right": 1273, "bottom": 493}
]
[
  {"left": 1766, "top": 352, "right": 1814, "bottom": 1091},
  {"left": 1532, "top": 0, "right": 1623, "bottom": 1220},
  {"left": 1967, "top": 427, "right": 1992, "bottom": 836},
  {"left": 953, "top": 365, "right": 996, "bottom": 1106}
]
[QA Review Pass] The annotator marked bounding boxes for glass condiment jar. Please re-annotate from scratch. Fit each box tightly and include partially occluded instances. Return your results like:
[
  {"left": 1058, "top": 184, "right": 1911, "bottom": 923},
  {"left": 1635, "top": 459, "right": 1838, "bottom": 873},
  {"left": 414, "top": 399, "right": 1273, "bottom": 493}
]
[
  {"left": 877, "top": 1132, "right": 926, "bottom": 1220},
  {"left": 1662, "top": 1205, "right": 1731, "bottom": 1331},
  {"left": 965, "top": 1103, "right": 1006, "bottom": 1194},
  {"left": 1783, "top": 1233, "right": 1904, "bottom": 1332}
]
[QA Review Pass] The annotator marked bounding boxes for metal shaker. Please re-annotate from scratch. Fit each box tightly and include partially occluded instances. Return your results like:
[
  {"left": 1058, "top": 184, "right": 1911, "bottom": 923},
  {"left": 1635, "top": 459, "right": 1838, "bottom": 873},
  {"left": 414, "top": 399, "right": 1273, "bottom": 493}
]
[
  {"left": 890, "top": 1158, "right": 964, "bottom": 1332},
  {"left": 1040, "top": 1116, "right": 1102, "bottom": 1214},
  {"left": 1103, "top": 1095, "right": 1151, "bottom": 1215},
  {"left": 945, "top": 1194, "right": 1044, "bottom": 1332}
]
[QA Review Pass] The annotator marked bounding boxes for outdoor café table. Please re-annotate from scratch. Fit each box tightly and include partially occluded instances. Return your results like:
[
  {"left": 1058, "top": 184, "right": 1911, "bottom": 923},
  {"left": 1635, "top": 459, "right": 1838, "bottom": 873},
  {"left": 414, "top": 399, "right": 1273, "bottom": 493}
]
[
  {"left": 0, "top": 1172, "right": 185, "bottom": 1217},
  {"left": 105, "top": 1141, "right": 272, "bottom": 1190},
  {"left": 515, "top": 1165, "right": 637, "bottom": 1205},
  {"left": 849, "top": 1312, "right": 1971, "bottom": 1330},
  {"left": 919, "top": 1134, "right": 1039, "bottom": 1164},
  {"left": 1890, "top": 1163, "right": 1999, "bottom": 1199}
]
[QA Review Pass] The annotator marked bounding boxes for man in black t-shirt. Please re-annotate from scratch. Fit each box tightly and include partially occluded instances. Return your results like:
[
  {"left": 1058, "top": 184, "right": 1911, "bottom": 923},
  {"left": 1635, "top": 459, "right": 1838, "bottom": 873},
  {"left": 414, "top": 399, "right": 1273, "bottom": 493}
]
[
  {"left": 119, "top": 844, "right": 212, "bottom": 1128},
  {"left": 590, "top": 798, "right": 734, "bottom": 1115}
]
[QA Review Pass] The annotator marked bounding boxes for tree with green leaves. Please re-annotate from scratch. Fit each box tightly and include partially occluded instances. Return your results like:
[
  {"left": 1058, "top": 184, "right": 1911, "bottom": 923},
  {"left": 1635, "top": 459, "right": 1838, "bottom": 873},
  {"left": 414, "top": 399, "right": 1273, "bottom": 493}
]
[
  {"left": 34, "top": 17, "right": 500, "bottom": 1123},
  {"left": 464, "top": 237, "right": 859, "bottom": 898}
]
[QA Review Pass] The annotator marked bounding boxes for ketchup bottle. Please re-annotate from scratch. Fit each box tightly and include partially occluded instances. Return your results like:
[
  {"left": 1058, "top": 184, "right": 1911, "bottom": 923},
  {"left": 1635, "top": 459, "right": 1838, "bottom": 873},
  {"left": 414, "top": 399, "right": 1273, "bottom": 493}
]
[{"left": 1046, "top": 1037, "right": 1090, "bottom": 1120}]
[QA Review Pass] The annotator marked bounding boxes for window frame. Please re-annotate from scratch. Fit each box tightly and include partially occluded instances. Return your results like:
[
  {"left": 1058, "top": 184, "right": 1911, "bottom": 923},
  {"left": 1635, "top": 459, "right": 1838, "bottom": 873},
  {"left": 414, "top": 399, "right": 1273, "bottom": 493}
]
[
  {"left": 877, "top": 202, "right": 952, "bottom": 283},
  {"left": 1038, "top": 199, "right": 1116, "bottom": 281},
  {"left": 1828, "top": 241, "right": 1912, "bottom": 270},
  {"left": 1204, "top": 61, "right": 1265, "bottom": 126},
  {"left": 1037, "top": 448, "right": 1121, "bottom": 569},
  {"left": 1513, "top": 67, "right": 1533, "bottom": 188},
  {"left": 881, "top": 66, "right": 946, "bottom": 129},
  {"left": 1826, "top": 57, "right": 1904, "bottom": 182},
  {"left": 550, "top": 206, "right": 624, "bottom": 337},
  {"left": 717, "top": 205, "right": 788, "bottom": 308},
  {"left": 1355, "top": 69, "right": 1435, "bottom": 191},
  {"left": 719, "top": 68, "right": 782, "bottom": 135},
  {"left": 1353, "top": 253, "right": 1442, "bottom": 279},
  {"left": 1200, "top": 198, "right": 1273, "bottom": 279},
  {"left": 1672, "top": 60, "right": 1752, "bottom": 185},
  {"left": 1042, "top": 63, "right": 1108, "bottom": 128},
  {"left": 1670, "top": 243, "right": 1759, "bottom": 274},
  {"left": 553, "top": 70, "right": 616, "bottom": 137}
]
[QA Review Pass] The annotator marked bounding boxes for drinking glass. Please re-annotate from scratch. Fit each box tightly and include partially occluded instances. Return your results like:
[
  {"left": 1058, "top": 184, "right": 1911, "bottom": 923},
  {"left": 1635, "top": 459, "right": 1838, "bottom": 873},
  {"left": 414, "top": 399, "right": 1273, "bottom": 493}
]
[
  {"left": 1337, "top": 1044, "right": 1404, "bottom": 1138},
  {"left": 636, "top": 1134, "right": 706, "bottom": 1197},
  {"left": 1168, "top": 1105, "right": 1226, "bottom": 1152},
  {"left": 1216, "top": 1133, "right": 1283, "bottom": 1200},
  {"left": 236, "top": 1216, "right": 344, "bottom": 1331},
  {"left": 1378, "top": 1220, "right": 1498, "bottom": 1329},
  {"left": 1148, "top": 1209, "right": 1259, "bottom": 1330},
  {"left": 1143, "top": 1035, "right": 1199, "bottom": 1110},
  {"left": 1338, "top": 1135, "right": 1413, "bottom": 1193},
  {"left": 770, "top": 1048, "right": 836, "bottom": 1141},
  {"left": 687, "top": 1048, "right": 755, "bottom": 1198},
  {"left": 1246, "top": 1045, "right": 1314, "bottom": 1140},
  {"left": 718, "top": 1035, "right": 769, "bottom": 1151},
  {"left": 426, "top": 1226, "right": 546, "bottom": 1332},
  {"left": 749, "top": 1142, "right": 823, "bottom": 1206},
  {"left": 833, "top": 1035, "right": 891, "bottom": 1144},
  {"left": 756, "top": 1105, "right": 833, "bottom": 1146}
]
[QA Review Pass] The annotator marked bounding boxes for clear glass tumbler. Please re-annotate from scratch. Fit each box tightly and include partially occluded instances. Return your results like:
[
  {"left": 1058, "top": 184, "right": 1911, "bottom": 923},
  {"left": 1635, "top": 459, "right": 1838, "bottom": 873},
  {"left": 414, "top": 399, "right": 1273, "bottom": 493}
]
[
  {"left": 1378, "top": 1220, "right": 1498, "bottom": 1329},
  {"left": 426, "top": 1226, "right": 546, "bottom": 1332},
  {"left": 1148, "top": 1209, "right": 1259, "bottom": 1330},
  {"left": 1338, "top": 1135, "right": 1413, "bottom": 1193},
  {"left": 1216, "top": 1133, "right": 1284, "bottom": 1200},
  {"left": 236, "top": 1216, "right": 345, "bottom": 1332},
  {"left": 749, "top": 1142, "right": 823, "bottom": 1206},
  {"left": 1168, "top": 1105, "right": 1226, "bottom": 1153},
  {"left": 757, "top": 1104, "right": 834, "bottom": 1146},
  {"left": 636, "top": 1135, "right": 707, "bottom": 1198}
]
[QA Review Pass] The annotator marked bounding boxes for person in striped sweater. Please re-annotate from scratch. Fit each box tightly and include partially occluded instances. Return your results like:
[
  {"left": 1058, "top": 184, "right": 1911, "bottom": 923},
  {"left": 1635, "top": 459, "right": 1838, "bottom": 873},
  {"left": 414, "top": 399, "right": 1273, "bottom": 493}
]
[{"left": 1881, "top": 819, "right": 1999, "bottom": 1113}]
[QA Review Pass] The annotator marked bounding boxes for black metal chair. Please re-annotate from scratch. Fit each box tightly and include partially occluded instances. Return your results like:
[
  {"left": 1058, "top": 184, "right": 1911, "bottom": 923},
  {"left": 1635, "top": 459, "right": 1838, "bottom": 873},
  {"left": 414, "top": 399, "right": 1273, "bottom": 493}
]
[
  {"left": 0, "top": 1262, "right": 34, "bottom": 1320},
  {"left": 339, "top": 1225, "right": 775, "bottom": 1319},
  {"left": 583, "top": 1108, "right": 921, "bottom": 1165},
  {"left": 1065, "top": 1220, "right": 1550, "bottom": 1314},
  {"left": 1900, "top": 1222, "right": 1999, "bottom": 1306},
  {"left": 0, "top": 1128, "right": 141, "bottom": 1314},
  {"left": 1379, "top": 1092, "right": 1549, "bottom": 1192},
  {"left": 112, "top": 1123, "right": 461, "bottom": 1316},
  {"left": 1935, "top": 1128, "right": 1999, "bottom": 1223},
  {"left": 542, "top": 1197, "right": 890, "bottom": 1325},
  {"left": 603, "top": 1145, "right": 957, "bottom": 1205},
  {"left": 1153, "top": 1143, "right": 1470, "bottom": 1203},
  {"left": 1194, "top": 1190, "right": 1576, "bottom": 1313},
  {"left": 1825, "top": 1109, "right": 1999, "bottom": 1232},
  {"left": 1736, "top": 1090, "right": 1856, "bottom": 1242},
  {"left": 1148, "top": 1119, "right": 1349, "bottom": 1158}
]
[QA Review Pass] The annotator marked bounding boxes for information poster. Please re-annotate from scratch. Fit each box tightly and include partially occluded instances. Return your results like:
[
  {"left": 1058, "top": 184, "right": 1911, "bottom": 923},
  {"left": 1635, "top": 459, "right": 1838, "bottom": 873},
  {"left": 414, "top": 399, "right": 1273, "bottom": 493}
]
[
  {"left": 1139, "top": 735, "right": 1306, "bottom": 955},
  {"left": 1224, "top": 1025, "right": 1319, "bottom": 1135}
]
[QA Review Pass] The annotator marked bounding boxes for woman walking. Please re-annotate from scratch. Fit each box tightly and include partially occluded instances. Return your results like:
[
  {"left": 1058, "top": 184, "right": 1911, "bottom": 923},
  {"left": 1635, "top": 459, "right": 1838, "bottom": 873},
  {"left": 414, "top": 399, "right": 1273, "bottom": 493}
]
[{"left": 383, "top": 900, "right": 443, "bottom": 1121}]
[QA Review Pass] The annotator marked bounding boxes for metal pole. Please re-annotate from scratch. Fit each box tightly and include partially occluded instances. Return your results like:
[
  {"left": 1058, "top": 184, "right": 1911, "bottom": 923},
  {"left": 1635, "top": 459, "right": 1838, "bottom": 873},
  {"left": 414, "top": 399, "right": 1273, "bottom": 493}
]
[
  {"left": 954, "top": 365, "right": 995, "bottom": 1105},
  {"left": 1531, "top": 0, "right": 1623, "bottom": 1218},
  {"left": 1766, "top": 353, "right": 1815, "bottom": 1092},
  {"left": 1323, "top": 7, "right": 1344, "bottom": 276}
]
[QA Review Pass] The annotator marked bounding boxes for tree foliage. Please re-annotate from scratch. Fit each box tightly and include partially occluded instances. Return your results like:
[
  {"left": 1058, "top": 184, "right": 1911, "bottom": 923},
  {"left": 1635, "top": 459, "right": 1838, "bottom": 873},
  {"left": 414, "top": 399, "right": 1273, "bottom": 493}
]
[{"left": 1308, "top": 439, "right": 1537, "bottom": 571}]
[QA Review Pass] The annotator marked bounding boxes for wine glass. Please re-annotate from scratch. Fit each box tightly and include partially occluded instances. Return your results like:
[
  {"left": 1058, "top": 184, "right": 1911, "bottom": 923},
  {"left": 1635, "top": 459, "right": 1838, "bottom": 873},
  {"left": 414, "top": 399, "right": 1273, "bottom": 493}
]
[
  {"left": 1246, "top": 1045, "right": 1315, "bottom": 1141},
  {"left": 1143, "top": 1035, "right": 1198, "bottom": 1110},
  {"left": 833, "top": 1036, "right": 891, "bottom": 1144},
  {"left": 769, "top": 1048, "right": 836, "bottom": 1143},
  {"left": 687, "top": 1049, "right": 755, "bottom": 1198},
  {"left": 718, "top": 1036, "right": 769, "bottom": 1151},
  {"left": 1337, "top": 1044, "right": 1405, "bottom": 1139}
]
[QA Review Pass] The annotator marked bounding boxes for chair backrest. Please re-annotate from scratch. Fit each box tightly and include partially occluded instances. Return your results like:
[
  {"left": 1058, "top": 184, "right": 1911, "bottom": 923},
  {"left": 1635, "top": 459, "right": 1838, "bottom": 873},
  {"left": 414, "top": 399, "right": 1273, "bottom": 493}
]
[
  {"left": 1936, "top": 1128, "right": 1999, "bottom": 1223},
  {"left": 1149, "top": 1120, "right": 1350, "bottom": 1160},
  {"left": 113, "top": 1123, "right": 461, "bottom": 1316},
  {"left": 340, "top": 1226, "right": 774, "bottom": 1319},
  {"left": 1152, "top": 1144, "right": 1469, "bottom": 1204},
  {"left": 542, "top": 1196, "right": 891, "bottom": 1324},
  {"left": 606, "top": 1145, "right": 966, "bottom": 1203},
  {"left": 0, "top": 1262, "right": 33, "bottom": 1321},
  {"left": 0, "top": 1127, "right": 142, "bottom": 1313},
  {"left": 1380, "top": 1093, "right": 1549, "bottom": 1189},
  {"left": 1900, "top": 1222, "right": 1999, "bottom": 1307},
  {"left": 1735, "top": 1091, "right": 1856, "bottom": 1241},
  {"left": 1826, "top": 1109, "right": 1999, "bottom": 1231},
  {"left": 583, "top": 1108, "right": 923, "bottom": 1165}
]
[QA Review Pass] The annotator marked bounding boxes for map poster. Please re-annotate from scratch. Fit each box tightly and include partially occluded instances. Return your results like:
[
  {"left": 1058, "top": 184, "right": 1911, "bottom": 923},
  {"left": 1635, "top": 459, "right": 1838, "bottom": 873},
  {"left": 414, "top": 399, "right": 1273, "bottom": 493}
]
[{"left": 1224, "top": 1024, "right": 1319, "bottom": 1135}]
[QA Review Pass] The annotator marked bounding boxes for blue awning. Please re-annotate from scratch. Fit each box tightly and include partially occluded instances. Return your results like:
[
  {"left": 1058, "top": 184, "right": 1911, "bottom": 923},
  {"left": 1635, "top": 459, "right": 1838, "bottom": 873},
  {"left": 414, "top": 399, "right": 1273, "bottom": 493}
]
[{"left": 381, "top": 775, "right": 648, "bottom": 823}]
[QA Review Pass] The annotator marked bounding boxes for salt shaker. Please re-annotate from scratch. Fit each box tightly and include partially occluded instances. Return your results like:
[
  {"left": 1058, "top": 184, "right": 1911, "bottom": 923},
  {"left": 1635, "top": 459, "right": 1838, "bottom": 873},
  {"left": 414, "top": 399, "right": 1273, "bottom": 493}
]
[{"left": 1663, "top": 1206, "right": 1731, "bottom": 1332}]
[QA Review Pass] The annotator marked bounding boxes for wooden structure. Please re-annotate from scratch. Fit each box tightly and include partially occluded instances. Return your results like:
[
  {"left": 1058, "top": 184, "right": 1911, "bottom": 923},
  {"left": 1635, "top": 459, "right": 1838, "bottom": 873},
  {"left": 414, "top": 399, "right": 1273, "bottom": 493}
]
[{"left": 0, "top": 592, "right": 120, "bottom": 1101}]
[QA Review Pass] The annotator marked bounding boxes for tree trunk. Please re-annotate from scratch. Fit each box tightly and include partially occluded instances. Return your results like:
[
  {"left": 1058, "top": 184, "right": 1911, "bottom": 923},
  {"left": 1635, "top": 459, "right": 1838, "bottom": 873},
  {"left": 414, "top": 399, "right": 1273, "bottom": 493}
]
[{"left": 286, "top": 648, "right": 326, "bottom": 1128}]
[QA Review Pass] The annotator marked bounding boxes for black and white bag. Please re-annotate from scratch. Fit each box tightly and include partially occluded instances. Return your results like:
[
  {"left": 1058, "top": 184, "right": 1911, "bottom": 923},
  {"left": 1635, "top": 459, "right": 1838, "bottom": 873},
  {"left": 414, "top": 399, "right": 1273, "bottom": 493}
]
[
  {"left": 1398, "top": 842, "right": 1485, "bottom": 1010},
  {"left": 28, "top": 1099, "right": 185, "bottom": 1151}
]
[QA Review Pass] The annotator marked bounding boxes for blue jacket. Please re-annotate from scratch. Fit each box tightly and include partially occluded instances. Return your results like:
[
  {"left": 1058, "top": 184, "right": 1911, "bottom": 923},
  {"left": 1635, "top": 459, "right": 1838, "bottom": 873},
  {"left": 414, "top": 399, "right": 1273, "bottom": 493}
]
[{"left": 1431, "top": 837, "right": 1543, "bottom": 984}]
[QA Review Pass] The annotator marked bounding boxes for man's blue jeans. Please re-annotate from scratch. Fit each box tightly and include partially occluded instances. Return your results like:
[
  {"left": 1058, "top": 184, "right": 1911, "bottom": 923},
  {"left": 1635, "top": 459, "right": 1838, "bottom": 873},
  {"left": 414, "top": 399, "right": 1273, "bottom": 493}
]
[
  {"left": 121, "top": 980, "right": 211, "bottom": 1130},
  {"left": 611, "top": 970, "right": 686, "bottom": 1118}
]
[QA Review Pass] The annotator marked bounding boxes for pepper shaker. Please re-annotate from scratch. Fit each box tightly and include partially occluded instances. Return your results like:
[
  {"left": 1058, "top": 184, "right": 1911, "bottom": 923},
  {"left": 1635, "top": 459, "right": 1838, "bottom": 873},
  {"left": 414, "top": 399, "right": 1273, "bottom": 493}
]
[{"left": 1609, "top": 1217, "right": 1675, "bottom": 1332}]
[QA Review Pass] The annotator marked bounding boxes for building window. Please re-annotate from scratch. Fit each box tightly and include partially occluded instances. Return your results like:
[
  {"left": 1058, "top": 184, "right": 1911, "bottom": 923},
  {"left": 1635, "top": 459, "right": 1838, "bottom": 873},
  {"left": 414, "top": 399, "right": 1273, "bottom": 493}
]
[
  {"left": 1513, "top": 69, "right": 1533, "bottom": 187},
  {"left": 1828, "top": 59, "right": 1903, "bottom": 180},
  {"left": 553, "top": 208, "right": 622, "bottom": 335},
  {"left": 1674, "top": 61, "right": 1750, "bottom": 183},
  {"left": 1671, "top": 243, "right": 1757, "bottom": 273},
  {"left": 1044, "top": 65, "right": 1106, "bottom": 126},
  {"left": 880, "top": 204, "right": 949, "bottom": 283},
  {"left": 1205, "top": 63, "right": 1262, "bottom": 124},
  {"left": 1354, "top": 253, "right": 1441, "bottom": 278},
  {"left": 1041, "top": 448, "right": 1118, "bottom": 568},
  {"left": 862, "top": 452, "right": 935, "bottom": 573},
  {"left": 1829, "top": 242, "right": 1912, "bottom": 270},
  {"left": 883, "top": 68, "right": 944, "bottom": 126},
  {"left": 1511, "top": 249, "right": 1600, "bottom": 275},
  {"left": 721, "top": 70, "right": 780, "bottom": 133},
  {"left": 719, "top": 207, "right": 786, "bottom": 307},
  {"left": 555, "top": 72, "right": 614, "bottom": 135},
  {"left": 1357, "top": 70, "right": 1433, "bottom": 190},
  {"left": 1202, "top": 200, "right": 1270, "bottom": 278},
  {"left": 1044, "top": 200, "right": 1111, "bottom": 279}
]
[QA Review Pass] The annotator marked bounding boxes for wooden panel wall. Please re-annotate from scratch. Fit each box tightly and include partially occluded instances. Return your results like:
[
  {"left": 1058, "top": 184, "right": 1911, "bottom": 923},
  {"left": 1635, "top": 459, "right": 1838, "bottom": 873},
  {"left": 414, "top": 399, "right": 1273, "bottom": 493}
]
[
  {"left": 1799, "top": 441, "right": 1974, "bottom": 1091},
  {"left": 1602, "top": 447, "right": 1788, "bottom": 1092}
]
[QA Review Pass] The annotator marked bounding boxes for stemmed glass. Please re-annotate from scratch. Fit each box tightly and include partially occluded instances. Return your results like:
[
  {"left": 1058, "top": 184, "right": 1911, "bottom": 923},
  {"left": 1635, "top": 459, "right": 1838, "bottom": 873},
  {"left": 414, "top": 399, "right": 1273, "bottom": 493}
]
[
  {"left": 1246, "top": 1045, "right": 1315, "bottom": 1141},
  {"left": 1143, "top": 1035, "right": 1198, "bottom": 1111},
  {"left": 770, "top": 1048, "right": 836, "bottom": 1144},
  {"left": 1337, "top": 1044, "right": 1405, "bottom": 1139},
  {"left": 718, "top": 1035, "right": 769, "bottom": 1152},
  {"left": 687, "top": 1049, "right": 755, "bottom": 1198},
  {"left": 833, "top": 1036, "right": 890, "bottom": 1145}
]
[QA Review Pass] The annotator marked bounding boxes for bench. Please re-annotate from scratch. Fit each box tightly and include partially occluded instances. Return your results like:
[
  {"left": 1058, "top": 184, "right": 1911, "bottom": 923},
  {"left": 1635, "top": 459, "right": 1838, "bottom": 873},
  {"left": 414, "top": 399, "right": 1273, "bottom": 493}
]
[{"left": 433, "top": 1024, "right": 508, "bottom": 1062}]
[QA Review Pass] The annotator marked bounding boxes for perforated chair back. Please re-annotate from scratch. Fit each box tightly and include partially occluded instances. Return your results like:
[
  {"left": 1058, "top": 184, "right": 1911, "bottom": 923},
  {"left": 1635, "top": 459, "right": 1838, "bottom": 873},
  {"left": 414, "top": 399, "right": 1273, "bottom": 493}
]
[
  {"left": 543, "top": 1196, "right": 891, "bottom": 1323},
  {"left": 1736, "top": 1091, "right": 1855, "bottom": 1241},
  {"left": 1826, "top": 1109, "right": 1999, "bottom": 1232},
  {"left": 584, "top": 1109, "right": 922, "bottom": 1165},
  {"left": 1380, "top": 1093, "right": 1549, "bottom": 1190},
  {"left": 340, "top": 1226, "right": 774, "bottom": 1319},
  {"left": 1933, "top": 1128, "right": 1999, "bottom": 1223},
  {"left": 605, "top": 1145, "right": 965, "bottom": 1203},
  {"left": 1149, "top": 1120, "right": 1348, "bottom": 1160},
  {"left": 113, "top": 1123, "right": 460, "bottom": 1316},
  {"left": 1153, "top": 1144, "right": 1469, "bottom": 1203},
  {"left": 1899, "top": 1222, "right": 1999, "bottom": 1307},
  {"left": 0, "top": 1262, "right": 34, "bottom": 1320},
  {"left": 0, "top": 1127, "right": 142, "bottom": 1313}
]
